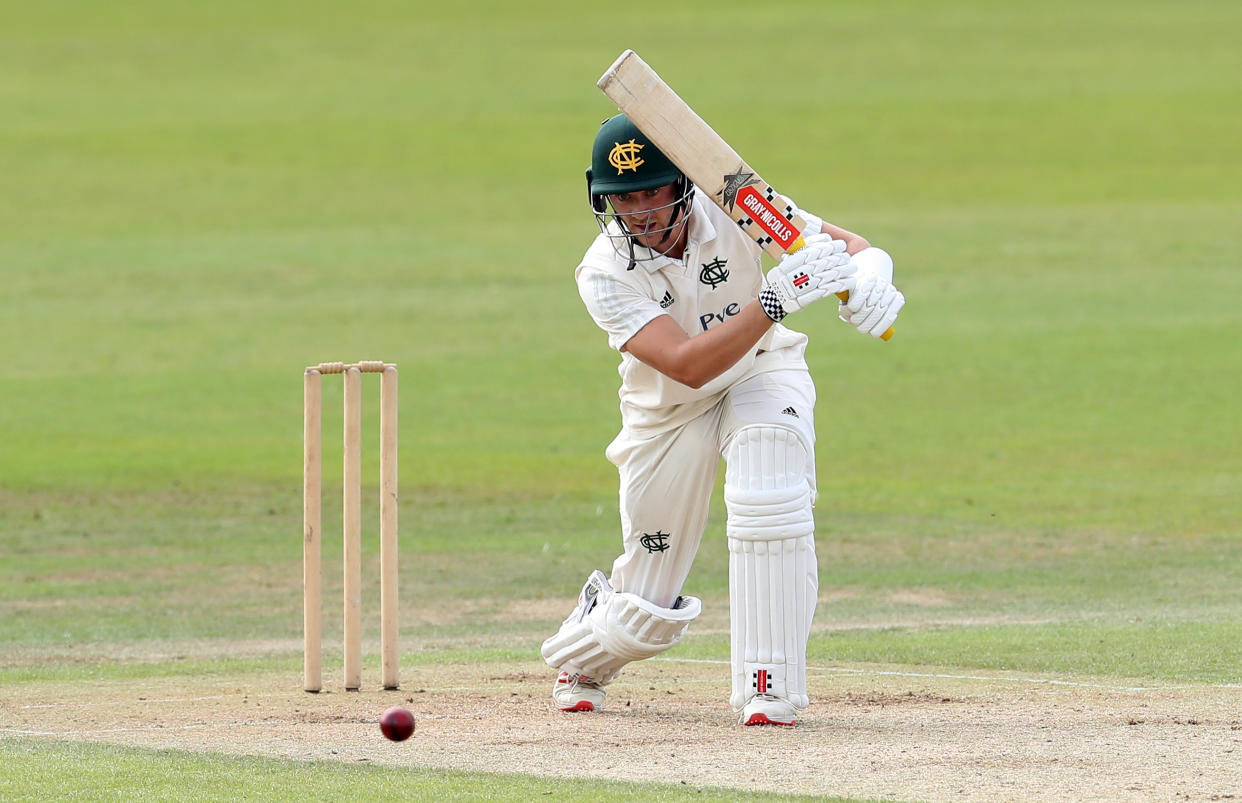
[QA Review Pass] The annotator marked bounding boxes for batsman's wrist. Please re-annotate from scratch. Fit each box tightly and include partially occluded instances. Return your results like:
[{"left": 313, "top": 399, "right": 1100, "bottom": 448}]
[{"left": 758, "top": 288, "right": 788, "bottom": 322}]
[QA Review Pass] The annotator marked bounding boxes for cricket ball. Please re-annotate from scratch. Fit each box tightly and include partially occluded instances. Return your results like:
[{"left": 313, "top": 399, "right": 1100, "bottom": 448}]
[{"left": 379, "top": 706, "right": 416, "bottom": 741}]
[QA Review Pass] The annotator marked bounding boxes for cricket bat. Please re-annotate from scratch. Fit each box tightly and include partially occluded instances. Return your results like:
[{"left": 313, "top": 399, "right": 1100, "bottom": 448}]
[{"left": 597, "top": 49, "right": 894, "bottom": 341}]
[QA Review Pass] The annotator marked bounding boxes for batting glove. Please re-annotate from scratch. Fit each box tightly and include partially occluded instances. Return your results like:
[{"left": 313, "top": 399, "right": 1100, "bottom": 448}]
[
  {"left": 840, "top": 274, "right": 904, "bottom": 337},
  {"left": 759, "top": 235, "right": 855, "bottom": 322}
]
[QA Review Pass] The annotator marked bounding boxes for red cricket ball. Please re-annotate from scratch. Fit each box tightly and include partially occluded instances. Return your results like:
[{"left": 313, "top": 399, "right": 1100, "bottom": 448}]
[{"left": 379, "top": 706, "right": 416, "bottom": 741}]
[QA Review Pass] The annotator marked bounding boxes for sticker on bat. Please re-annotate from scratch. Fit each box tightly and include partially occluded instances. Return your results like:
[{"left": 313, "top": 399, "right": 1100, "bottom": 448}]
[
  {"left": 719, "top": 169, "right": 762, "bottom": 211},
  {"left": 736, "top": 186, "right": 798, "bottom": 250}
]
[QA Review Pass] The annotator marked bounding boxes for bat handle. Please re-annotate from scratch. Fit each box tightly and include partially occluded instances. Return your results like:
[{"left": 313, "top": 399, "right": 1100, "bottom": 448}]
[{"left": 835, "top": 291, "right": 895, "bottom": 341}]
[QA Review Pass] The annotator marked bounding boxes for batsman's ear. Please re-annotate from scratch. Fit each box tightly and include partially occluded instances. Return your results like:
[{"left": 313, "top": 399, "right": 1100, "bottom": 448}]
[{"left": 586, "top": 167, "right": 607, "bottom": 213}]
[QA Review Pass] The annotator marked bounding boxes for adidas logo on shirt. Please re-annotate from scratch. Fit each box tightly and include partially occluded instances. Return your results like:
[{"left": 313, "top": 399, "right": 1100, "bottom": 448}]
[
  {"left": 659, "top": 291, "right": 675, "bottom": 309},
  {"left": 780, "top": 406, "right": 799, "bottom": 418}
]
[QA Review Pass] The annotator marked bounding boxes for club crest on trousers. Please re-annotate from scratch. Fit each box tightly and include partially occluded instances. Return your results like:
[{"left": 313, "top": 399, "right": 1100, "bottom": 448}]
[{"left": 640, "top": 531, "right": 670, "bottom": 553}]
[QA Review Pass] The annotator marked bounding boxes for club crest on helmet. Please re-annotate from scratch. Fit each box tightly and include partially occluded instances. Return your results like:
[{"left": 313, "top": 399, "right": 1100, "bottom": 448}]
[{"left": 609, "top": 139, "right": 645, "bottom": 174}]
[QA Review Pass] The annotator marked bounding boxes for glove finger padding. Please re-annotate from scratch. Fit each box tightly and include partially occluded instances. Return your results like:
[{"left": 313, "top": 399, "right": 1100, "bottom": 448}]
[
  {"left": 856, "top": 298, "right": 889, "bottom": 334},
  {"left": 840, "top": 275, "right": 871, "bottom": 317},
  {"left": 841, "top": 275, "right": 905, "bottom": 337},
  {"left": 852, "top": 277, "right": 887, "bottom": 329},
  {"left": 778, "top": 234, "right": 842, "bottom": 273},
  {"left": 865, "top": 283, "right": 904, "bottom": 336},
  {"left": 870, "top": 290, "right": 904, "bottom": 336},
  {"left": 801, "top": 232, "right": 847, "bottom": 254},
  {"left": 817, "top": 264, "right": 855, "bottom": 296},
  {"left": 785, "top": 236, "right": 852, "bottom": 278},
  {"left": 800, "top": 237, "right": 852, "bottom": 274}
]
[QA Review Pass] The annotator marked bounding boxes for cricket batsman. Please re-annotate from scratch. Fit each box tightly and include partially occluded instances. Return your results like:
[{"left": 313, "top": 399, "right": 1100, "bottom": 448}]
[{"left": 540, "top": 114, "right": 905, "bottom": 725}]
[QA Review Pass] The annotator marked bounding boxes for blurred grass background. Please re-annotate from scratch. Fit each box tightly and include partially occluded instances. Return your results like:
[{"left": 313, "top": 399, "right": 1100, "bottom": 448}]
[{"left": 1, "top": 0, "right": 1240, "bottom": 688}]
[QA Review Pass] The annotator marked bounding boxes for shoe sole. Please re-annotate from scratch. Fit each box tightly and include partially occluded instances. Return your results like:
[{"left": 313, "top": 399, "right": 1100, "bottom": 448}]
[
  {"left": 556, "top": 701, "right": 596, "bottom": 712},
  {"left": 742, "top": 713, "right": 795, "bottom": 726}
]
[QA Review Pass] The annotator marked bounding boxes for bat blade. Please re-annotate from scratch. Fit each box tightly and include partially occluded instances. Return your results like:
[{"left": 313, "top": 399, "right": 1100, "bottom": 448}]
[
  {"left": 598, "top": 49, "right": 807, "bottom": 262},
  {"left": 598, "top": 49, "right": 894, "bottom": 340}
]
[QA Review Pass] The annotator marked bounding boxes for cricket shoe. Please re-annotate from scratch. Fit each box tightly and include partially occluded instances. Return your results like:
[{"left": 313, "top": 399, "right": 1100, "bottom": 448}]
[
  {"left": 553, "top": 672, "right": 606, "bottom": 712},
  {"left": 739, "top": 693, "right": 797, "bottom": 726}
]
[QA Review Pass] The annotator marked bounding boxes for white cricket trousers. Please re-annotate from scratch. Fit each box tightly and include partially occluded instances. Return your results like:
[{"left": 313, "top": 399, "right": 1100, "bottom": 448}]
[{"left": 604, "top": 368, "right": 817, "bottom": 609}]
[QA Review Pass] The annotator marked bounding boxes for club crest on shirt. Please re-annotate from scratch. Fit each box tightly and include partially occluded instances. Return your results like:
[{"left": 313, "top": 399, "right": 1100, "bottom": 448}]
[{"left": 699, "top": 257, "right": 729, "bottom": 289}]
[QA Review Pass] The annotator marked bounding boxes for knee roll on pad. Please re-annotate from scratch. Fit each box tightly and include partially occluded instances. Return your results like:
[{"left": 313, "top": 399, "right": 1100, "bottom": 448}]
[
  {"left": 725, "top": 426, "right": 817, "bottom": 711},
  {"left": 724, "top": 425, "right": 813, "bottom": 539},
  {"left": 541, "top": 570, "right": 701, "bottom": 684}
]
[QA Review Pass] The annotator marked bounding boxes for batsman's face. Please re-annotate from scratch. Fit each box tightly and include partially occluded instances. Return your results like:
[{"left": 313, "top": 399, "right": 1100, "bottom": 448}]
[{"left": 608, "top": 183, "right": 686, "bottom": 254}]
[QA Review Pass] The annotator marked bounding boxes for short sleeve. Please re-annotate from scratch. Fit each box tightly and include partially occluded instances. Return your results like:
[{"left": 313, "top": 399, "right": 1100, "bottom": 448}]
[{"left": 576, "top": 264, "right": 666, "bottom": 352}]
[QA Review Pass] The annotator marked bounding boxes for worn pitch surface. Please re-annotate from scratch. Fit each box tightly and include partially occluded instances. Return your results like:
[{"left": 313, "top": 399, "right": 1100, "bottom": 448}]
[{"left": 5, "top": 657, "right": 1240, "bottom": 802}]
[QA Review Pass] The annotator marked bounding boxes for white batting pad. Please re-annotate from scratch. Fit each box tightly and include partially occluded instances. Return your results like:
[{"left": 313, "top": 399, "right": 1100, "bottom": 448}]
[
  {"left": 724, "top": 426, "right": 817, "bottom": 710},
  {"left": 541, "top": 570, "right": 701, "bottom": 683}
]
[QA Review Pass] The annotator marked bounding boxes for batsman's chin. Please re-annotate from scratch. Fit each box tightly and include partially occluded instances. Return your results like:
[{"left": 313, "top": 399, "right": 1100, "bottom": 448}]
[{"left": 633, "top": 233, "right": 674, "bottom": 254}]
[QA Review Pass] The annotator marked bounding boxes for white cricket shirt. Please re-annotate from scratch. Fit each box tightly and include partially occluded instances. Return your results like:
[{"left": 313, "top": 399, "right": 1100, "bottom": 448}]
[{"left": 576, "top": 190, "right": 809, "bottom": 435}]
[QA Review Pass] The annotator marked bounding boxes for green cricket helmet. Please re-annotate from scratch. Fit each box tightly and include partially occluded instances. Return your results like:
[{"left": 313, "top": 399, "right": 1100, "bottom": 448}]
[
  {"left": 587, "top": 113, "right": 684, "bottom": 200},
  {"left": 586, "top": 114, "right": 693, "bottom": 263}
]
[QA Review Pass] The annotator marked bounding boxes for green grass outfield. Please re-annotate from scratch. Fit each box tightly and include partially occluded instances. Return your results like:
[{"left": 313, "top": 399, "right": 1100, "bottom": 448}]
[
  {"left": 2, "top": 0, "right": 1240, "bottom": 798},
  {"left": 0, "top": 740, "right": 839, "bottom": 803}
]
